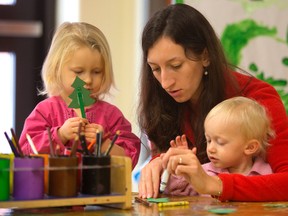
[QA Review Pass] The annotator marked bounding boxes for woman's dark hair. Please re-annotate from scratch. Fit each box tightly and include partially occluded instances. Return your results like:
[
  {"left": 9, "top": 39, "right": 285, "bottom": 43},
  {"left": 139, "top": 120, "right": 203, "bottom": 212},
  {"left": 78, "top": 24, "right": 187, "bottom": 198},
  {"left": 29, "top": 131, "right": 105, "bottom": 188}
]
[{"left": 138, "top": 4, "right": 239, "bottom": 163}]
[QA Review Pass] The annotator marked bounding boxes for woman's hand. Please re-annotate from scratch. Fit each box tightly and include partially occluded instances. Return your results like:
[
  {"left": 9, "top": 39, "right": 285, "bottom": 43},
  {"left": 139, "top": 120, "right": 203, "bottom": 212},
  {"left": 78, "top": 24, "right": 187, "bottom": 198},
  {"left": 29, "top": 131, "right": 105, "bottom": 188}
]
[
  {"left": 138, "top": 156, "right": 163, "bottom": 198},
  {"left": 162, "top": 147, "right": 222, "bottom": 195},
  {"left": 58, "top": 117, "right": 88, "bottom": 144}
]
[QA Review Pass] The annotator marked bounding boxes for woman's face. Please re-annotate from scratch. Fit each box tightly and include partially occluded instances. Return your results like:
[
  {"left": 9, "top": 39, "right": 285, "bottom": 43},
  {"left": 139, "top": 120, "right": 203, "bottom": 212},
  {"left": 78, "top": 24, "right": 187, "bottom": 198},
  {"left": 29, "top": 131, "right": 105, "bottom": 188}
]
[
  {"left": 147, "top": 37, "right": 209, "bottom": 104},
  {"left": 60, "top": 46, "right": 104, "bottom": 105}
]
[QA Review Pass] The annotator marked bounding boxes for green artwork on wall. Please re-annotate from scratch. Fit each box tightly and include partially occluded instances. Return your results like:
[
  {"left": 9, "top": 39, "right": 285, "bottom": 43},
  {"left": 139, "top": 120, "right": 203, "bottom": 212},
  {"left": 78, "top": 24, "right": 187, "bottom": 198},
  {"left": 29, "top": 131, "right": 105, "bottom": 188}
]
[{"left": 221, "top": 19, "right": 288, "bottom": 113}]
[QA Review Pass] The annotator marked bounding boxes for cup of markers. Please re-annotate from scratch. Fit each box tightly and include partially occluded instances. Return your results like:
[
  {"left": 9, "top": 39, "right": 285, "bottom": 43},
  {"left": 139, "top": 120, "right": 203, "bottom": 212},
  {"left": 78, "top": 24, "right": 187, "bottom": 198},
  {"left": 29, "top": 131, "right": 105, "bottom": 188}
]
[
  {"left": 80, "top": 130, "right": 120, "bottom": 196},
  {"left": 3, "top": 129, "right": 46, "bottom": 200},
  {"left": 81, "top": 155, "right": 111, "bottom": 195},
  {"left": 13, "top": 156, "right": 44, "bottom": 200}
]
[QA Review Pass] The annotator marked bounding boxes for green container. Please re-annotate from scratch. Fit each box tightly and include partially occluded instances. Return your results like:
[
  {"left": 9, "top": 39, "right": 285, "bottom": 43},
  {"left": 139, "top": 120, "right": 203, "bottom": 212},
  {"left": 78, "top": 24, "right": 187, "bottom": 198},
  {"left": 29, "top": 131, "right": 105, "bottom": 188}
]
[
  {"left": 0, "top": 158, "right": 10, "bottom": 201},
  {"left": 0, "top": 154, "right": 14, "bottom": 194}
]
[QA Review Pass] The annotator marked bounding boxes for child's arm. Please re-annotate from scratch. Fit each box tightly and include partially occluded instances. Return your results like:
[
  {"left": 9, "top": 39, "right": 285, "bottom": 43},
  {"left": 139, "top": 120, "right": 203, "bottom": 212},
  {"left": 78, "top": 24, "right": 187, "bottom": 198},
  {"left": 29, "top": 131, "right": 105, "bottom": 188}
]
[
  {"left": 19, "top": 108, "right": 59, "bottom": 155},
  {"left": 104, "top": 106, "right": 141, "bottom": 169},
  {"left": 19, "top": 99, "right": 87, "bottom": 155}
]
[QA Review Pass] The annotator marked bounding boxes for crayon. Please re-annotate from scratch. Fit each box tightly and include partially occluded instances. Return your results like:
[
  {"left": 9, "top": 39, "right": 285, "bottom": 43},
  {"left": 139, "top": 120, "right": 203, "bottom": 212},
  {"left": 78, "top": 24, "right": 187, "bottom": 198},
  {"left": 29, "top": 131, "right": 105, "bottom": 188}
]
[
  {"left": 134, "top": 197, "right": 152, "bottom": 207},
  {"left": 158, "top": 201, "right": 189, "bottom": 208}
]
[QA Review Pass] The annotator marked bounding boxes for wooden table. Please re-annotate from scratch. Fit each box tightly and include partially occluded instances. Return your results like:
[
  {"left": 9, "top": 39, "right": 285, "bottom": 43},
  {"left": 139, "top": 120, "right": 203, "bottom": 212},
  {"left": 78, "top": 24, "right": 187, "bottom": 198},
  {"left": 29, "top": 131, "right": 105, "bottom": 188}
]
[{"left": 1, "top": 194, "right": 288, "bottom": 215}]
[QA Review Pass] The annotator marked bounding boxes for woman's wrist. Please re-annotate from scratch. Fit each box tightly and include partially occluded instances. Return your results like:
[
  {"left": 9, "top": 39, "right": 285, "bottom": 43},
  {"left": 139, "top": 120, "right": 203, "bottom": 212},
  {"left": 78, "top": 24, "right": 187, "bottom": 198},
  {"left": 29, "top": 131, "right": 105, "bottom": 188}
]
[{"left": 210, "top": 176, "right": 223, "bottom": 198}]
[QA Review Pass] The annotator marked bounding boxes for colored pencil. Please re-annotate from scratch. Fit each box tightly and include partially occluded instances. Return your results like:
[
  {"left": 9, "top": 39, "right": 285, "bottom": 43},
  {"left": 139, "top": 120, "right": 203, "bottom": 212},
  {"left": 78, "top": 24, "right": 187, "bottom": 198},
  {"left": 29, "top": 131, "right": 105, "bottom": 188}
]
[
  {"left": 26, "top": 133, "right": 38, "bottom": 154},
  {"left": 46, "top": 127, "right": 55, "bottom": 157},
  {"left": 88, "top": 139, "right": 96, "bottom": 151},
  {"left": 70, "top": 135, "right": 79, "bottom": 157},
  {"left": 104, "top": 130, "right": 120, "bottom": 156},
  {"left": 4, "top": 131, "right": 20, "bottom": 157},
  {"left": 10, "top": 128, "right": 24, "bottom": 157}
]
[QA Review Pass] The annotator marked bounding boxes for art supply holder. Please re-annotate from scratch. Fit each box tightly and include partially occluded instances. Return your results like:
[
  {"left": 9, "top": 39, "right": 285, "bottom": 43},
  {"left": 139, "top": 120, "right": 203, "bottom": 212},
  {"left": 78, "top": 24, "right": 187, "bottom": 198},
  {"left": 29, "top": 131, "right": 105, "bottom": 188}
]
[{"left": 0, "top": 156, "right": 132, "bottom": 209}]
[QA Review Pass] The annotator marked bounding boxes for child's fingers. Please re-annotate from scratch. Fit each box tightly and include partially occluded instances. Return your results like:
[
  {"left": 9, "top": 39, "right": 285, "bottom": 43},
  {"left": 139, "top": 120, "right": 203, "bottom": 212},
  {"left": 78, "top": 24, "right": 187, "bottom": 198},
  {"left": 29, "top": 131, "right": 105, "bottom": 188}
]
[
  {"left": 170, "top": 140, "right": 177, "bottom": 148},
  {"left": 180, "top": 134, "right": 188, "bottom": 148}
]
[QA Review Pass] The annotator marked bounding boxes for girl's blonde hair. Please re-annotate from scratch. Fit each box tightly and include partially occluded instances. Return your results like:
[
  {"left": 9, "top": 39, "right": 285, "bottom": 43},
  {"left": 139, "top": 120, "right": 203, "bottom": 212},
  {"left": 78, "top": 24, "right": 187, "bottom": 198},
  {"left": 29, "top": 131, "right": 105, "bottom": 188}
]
[
  {"left": 39, "top": 22, "right": 114, "bottom": 99},
  {"left": 205, "top": 96, "right": 275, "bottom": 159}
]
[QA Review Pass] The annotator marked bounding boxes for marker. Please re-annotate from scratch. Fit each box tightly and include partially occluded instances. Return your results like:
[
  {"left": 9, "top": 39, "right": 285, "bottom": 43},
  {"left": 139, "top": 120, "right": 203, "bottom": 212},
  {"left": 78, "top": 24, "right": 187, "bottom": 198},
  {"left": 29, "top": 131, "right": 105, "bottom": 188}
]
[
  {"left": 95, "top": 129, "right": 102, "bottom": 156},
  {"left": 80, "top": 132, "right": 90, "bottom": 155},
  {"left": 158, "top": 201, "right": 189, "bottom": 207},
  {"left": 104, "top": 130, "right": 120, "bottom": 156},
  {"left": 159, "top": 169, "right": 170, "bottom": 193}
]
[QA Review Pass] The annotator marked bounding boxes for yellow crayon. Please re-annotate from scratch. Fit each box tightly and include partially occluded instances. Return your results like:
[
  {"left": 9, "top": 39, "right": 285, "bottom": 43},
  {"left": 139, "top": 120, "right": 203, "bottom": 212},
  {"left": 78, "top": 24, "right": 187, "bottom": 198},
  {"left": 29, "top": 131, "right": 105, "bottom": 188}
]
[{"left": 158, "top": 201, "right": 189, "bottom": 207}]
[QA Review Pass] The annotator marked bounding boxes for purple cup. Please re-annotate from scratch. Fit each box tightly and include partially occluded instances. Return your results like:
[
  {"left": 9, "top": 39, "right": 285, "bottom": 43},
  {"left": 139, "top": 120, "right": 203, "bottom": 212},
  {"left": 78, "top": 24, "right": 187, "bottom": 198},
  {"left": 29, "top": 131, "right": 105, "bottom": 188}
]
[{"left": 13, "top": 156, "right": 44, "bottom": 200}]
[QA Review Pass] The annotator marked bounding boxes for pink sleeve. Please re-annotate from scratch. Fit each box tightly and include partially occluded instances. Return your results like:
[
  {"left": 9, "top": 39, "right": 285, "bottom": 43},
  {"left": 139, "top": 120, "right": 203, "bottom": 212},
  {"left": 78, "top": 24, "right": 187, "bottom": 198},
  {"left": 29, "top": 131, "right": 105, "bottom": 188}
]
[
  {"left": 19, "top": 102, "right": 66, "bottom": 155},
  {"left": 164, "top": 175, "right": 198, "bottom": 196},
  {"left": 106, "top": 106, "right": 141, "bottom": 169}
]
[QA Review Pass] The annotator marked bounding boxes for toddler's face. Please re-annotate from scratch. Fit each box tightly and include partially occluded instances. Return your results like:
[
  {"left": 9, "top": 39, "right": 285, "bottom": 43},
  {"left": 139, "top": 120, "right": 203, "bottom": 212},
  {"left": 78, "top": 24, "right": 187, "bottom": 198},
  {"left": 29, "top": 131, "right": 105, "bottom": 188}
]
[
  {"left": 60, "top": 46, "right": 104, "bottom": 104},
  {"left": 204, "top": 115, "right": 249, "bottom": 173}
]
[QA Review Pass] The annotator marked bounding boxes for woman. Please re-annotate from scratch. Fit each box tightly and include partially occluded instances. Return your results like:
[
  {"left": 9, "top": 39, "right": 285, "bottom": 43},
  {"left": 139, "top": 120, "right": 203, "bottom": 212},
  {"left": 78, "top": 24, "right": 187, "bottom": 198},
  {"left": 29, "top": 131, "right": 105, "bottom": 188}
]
[{"left": 138, "top": 4, "right": 288, "bottom": 201}]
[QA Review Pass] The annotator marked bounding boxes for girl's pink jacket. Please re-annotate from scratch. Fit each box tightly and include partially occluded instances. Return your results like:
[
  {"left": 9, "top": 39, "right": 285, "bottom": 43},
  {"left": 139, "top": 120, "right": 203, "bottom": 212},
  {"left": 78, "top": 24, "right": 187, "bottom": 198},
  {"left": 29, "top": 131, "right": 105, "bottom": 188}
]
[{"left": 19, "top": 96, "right": 140, "bottom": 168}]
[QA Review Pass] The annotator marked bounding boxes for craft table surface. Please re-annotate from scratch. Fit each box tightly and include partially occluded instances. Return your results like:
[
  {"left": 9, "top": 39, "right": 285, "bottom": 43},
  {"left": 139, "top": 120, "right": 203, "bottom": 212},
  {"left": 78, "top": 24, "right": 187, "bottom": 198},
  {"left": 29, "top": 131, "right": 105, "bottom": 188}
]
[{"left": 1, "top": 193, "right": 288, "bottom": 215}]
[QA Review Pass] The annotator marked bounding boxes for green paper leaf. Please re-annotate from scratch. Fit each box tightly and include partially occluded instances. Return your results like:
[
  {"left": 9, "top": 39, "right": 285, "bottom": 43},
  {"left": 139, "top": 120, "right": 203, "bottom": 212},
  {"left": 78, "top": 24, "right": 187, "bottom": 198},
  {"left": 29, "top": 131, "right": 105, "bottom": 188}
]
[
  {"left": 263, "top": 203, "right": 288, "bottom": 208},
  {"left": 68, "top": 76, "right": 95, "bottom": 118},
  {"left": 147, "top": 198, "right": 169, "bottom": 203},
  {"left": 208, "top": 208, "right": 236, "bottom": 214}
]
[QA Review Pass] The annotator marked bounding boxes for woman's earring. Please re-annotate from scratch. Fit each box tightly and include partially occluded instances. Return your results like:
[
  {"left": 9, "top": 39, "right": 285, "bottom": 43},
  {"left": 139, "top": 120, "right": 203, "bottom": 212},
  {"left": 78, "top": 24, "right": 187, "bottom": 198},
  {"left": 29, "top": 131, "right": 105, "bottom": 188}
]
[{"left": 204, "top": 70, "right": 208, "bottom": 76}]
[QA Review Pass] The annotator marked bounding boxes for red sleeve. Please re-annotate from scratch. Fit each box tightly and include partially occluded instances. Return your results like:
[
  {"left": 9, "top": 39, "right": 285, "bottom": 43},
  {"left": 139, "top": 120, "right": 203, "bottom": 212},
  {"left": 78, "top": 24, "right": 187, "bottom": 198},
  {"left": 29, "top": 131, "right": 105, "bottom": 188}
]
[{"left": 219, "top": 76, "right": 288, "bottom": 201}]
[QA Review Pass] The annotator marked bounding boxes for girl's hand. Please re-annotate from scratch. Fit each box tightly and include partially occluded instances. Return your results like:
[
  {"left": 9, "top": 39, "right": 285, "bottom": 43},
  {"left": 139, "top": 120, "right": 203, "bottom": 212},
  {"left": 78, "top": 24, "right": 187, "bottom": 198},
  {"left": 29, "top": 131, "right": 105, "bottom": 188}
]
[
  {"left": 58, "top": 117, "right": 88, "bottom": 144},
  {"left": 84, "top": 123, "right": 104, "bottom": 143},
  {"left": 138, "top": 156, "right": 163, "bottom": 199}
]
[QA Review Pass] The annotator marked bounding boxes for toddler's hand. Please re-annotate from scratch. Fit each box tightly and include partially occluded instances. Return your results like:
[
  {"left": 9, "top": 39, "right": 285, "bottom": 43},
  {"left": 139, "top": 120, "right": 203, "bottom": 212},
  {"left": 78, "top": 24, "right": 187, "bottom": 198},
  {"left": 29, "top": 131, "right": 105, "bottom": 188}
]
[{"left": 170, "top": 134, "right": 188, "bottom": 149}]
